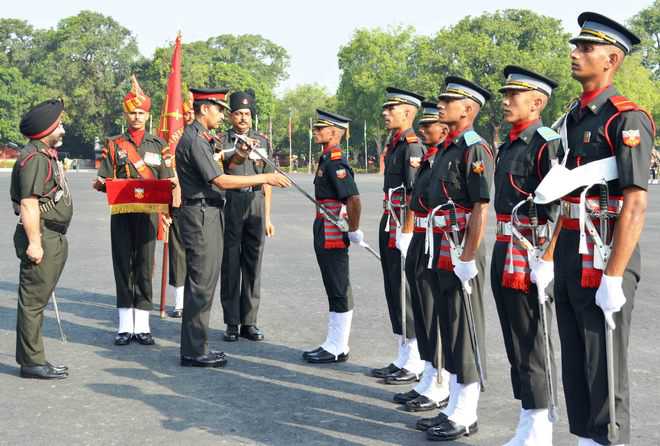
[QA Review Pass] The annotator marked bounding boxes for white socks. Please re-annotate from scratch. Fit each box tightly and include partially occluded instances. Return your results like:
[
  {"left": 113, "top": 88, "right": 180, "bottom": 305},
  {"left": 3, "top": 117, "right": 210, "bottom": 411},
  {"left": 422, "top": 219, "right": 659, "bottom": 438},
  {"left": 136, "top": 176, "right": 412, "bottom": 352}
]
[
  {"left": 321, "top": 310, "right": 353, "bottom": 356},
  {"left": 414, "top": 362, "right": 450, "bottom": 402},
  {"left": 447, "top": 378, "right": 480, "bottom": 427},
  {"left": 392, "top": 335, "right": 406, "bottom": 368},
  {"left": 119, "top": 308, "right": 151, "bottom": 334},
  {"left": 391, "top": 336, "right": 425, "bottom": 374},
  {"left": 441, "top": 374, "right": 459, "bottom": 417},
  {"left": 170, "top": 285, "right": 184, "bottom": 310},
  {"left": 134, "top": 309, "right": 151, "bottom": 334},
  {"left": 504, "top": 408, "right": 552, "bottom": 446},
  {"left": 118, "top": 308, "right": 134, "bottom": 334}
]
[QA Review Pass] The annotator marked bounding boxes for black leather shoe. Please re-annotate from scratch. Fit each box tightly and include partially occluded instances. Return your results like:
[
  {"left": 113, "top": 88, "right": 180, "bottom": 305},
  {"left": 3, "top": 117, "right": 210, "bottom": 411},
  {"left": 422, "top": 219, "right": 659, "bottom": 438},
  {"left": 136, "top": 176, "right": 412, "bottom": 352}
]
[
  {"left": 46, "top": 362, "right": 69, "bottom": 373},
  {"left": 224, "top": 325, "right": 239, "bottom": 342},
  {"left": 114, "top": 332, "right": 133, "bottom": 346},
  {"left": 302, "top": 346, "right": 323, "bottom": 360},
  {"left": 426, "top": 419, "right": 478, "bottom": 441},
  {"left": 209, "top": 350, "right": 226, "bottom": 359},
  {"left": 134, "top": 333, "right": 155, "bottom": 345},
  {"left": 239, "top": 325, "right": 264, "bottom": 341},
  {"left": 415, "top": 412, "right": 449, "bottom": 431},
  {"left": 181, "top": 354, "right": 228, "bottom": 368},
  {"left": 406, "top": 395, "right": 448, "bottom": 412},
  {"left": 305, "top": 348, "right": 349, "bottom": 364},
  {"left": 393, "top": 389, "right": 420, "bottom": 404},
  {"left": 370, "top": 363, "right": 400, "bottom": 378},
  {"left": 383, "top": 368, "right": 420, "bottom": 385},
  {"left": 168, "top": 309, "right": 183, "bottom": 318},
  {"left": 20, "top": 364, "right": 68, "bottom": 380}
]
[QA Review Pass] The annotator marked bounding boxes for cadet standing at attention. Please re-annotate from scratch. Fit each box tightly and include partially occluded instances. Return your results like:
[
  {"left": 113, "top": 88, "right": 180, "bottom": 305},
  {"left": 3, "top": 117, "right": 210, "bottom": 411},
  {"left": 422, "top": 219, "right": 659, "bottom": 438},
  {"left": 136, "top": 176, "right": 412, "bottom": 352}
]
[{"left": 302, "top": 110, "right": 364, "bottom": 364}]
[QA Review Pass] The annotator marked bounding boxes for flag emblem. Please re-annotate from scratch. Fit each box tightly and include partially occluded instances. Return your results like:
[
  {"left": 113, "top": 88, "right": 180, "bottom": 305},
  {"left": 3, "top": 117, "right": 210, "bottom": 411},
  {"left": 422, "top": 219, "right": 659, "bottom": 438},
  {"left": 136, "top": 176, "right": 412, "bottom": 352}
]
[
  {"left": 134, "top": 188, "right": 145, "bottom": 200},
  {"left": 336, "top": 168, "right": 347, "bottom": 179},
  {"left": 472, "top": 160, "right": 485, "bottom": 175}
]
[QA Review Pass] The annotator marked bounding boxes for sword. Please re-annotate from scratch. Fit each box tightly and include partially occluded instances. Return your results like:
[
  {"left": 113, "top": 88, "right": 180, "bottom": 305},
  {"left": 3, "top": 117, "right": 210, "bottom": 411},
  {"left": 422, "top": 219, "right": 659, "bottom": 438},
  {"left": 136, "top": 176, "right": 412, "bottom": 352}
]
[
  {"left": 387, "top": 185, "right": 408, "bottom": 344},
  {"left": 51, "top": 292, "right": 67, "bottom": 343},
  {"left": 233, "top": 133, "right": 380, "bottom": 261},
  {"left": 447, "top": 201, "right": 485, "bottom": 390},
  {"left": 520, "top": 197, "right": 558, "bottom": 422},
  {"left": 599, "top": 182, "right": 619, "bottom": 443}
]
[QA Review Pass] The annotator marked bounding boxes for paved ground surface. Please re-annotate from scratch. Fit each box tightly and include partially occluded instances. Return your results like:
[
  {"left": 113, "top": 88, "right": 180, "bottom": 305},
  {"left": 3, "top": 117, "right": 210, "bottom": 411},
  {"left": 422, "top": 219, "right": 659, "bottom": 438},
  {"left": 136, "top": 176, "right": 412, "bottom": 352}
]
[{"left": 0, "top": 172, "right": 659, "bottom": 446}]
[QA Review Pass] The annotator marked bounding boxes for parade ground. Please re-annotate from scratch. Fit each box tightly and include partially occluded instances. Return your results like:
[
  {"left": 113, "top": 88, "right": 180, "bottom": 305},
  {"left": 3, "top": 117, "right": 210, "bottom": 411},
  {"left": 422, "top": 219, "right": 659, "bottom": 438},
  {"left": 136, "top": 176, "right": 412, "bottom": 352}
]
[{"left": 1, "top": 171, "right": 659, "bottom": 446}]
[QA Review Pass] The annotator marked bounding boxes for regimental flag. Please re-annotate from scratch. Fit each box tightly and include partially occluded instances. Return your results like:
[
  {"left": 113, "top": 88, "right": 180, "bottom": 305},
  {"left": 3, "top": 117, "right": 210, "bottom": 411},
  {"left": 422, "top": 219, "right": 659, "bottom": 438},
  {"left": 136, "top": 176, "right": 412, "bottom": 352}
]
[
  {"left": 105, "top": 179, "right": 172, "bottom": 215},
  {"left": 158, "top": 32, "right": 184, "bottom": 163}
]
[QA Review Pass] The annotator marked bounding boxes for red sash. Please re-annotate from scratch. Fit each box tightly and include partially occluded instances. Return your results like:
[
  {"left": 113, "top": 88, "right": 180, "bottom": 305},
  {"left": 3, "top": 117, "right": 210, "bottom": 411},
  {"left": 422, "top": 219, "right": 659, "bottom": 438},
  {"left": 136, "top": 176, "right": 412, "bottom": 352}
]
[
  {"left": 111, "top": 137, "right": 156, "bottom": 180},
  {"left": 316, "top": 199, "right": 347, "bottom": 249}
]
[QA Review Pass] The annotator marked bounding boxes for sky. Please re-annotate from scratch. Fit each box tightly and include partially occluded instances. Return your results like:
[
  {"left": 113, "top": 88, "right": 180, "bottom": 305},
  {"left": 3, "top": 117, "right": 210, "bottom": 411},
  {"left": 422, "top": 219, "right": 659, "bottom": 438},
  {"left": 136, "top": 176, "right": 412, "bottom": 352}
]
[{"left": 2, "top": 0, "right": 653, "bottom": 96}]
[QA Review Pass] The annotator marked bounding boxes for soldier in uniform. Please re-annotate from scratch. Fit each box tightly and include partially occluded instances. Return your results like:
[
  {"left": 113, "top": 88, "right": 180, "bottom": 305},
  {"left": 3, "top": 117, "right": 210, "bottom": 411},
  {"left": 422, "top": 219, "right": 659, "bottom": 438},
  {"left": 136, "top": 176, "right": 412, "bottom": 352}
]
[
  {"left": 11, "top": 99, "right": 72, "bottom": 379},
  {"left": 372, "top": 87, "right": 426, "bottom": 385},
  {"left": 531, "top": 13, "right": 655, "bottom": 446},
  {"left": 167, "top": 92, "right": 195, "bottom": 318},
  {"left": 414, "top": 77, "right": 494, "bottom": 441},
  {"left": 395, "top": 101, "right": 452, "bottom": 412},
  {"left": 94, "top": 76, "right": 174, "bottom": 346},
  {"left": 302, "top": 109, "right": 363, "bottom": 364},
  {"left": 491, "top": 66, "right": 560, "bottom": 445},
  {"left": 175, "top": 87, "right": 290, "bottom": 368},
  {"left": 218, "top": 91, "right": 275, "bottom": 342}
]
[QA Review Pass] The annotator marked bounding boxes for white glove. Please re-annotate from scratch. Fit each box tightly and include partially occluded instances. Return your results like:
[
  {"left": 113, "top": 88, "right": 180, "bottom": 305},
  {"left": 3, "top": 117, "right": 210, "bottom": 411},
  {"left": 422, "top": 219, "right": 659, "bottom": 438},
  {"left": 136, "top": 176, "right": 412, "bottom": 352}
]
[
  {"left": 454, "top": 259, "right": 478, "bottom": 292},
  {"left": 395, "top": 232, "right": 413, "bottom": 257},
  {"left": 348, "top": 229, "right": 364, "bottom": 244},
  {"left": 530, "top": 258, "right": 554, "bottom": 305},
  {"left": 595, "top": 274, "right": 626, "bottom": 330}
]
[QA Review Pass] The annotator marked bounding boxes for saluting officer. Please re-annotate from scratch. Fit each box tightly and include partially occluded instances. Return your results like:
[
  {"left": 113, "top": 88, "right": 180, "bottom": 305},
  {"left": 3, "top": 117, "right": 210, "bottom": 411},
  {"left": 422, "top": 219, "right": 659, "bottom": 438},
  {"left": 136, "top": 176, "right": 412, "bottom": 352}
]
[
  {"left": 175, "top": 88, "right": 290, "bottom": 368},
  {"left": 415, "top": 77, "right": 494, "bottom": 441},
  {"left": 94, "top": 76, "right": 174, "bottom": 346},
  {"left": 393, "top": 101, "right": 452, "bottom": 412},
  {"left": 302, "top": 110, "right": 363, "bottom": 364},
  {"left": 218, "top": 91, "right": 275, "bottom": 342},
  {"left": 492, "top": 66, "right": 560, "bottom": 445},
  {"left": 532, "top": 13, "right": 655, "bottom": 446},
  {"left": 167, "top": 92, "right": 195, "bottom": 318},
  {"left": 11, "top": 99, "right": 71, "bottom": 379},
  {"left": 373, "top": 87, "right": 426, "bottom": 385}
]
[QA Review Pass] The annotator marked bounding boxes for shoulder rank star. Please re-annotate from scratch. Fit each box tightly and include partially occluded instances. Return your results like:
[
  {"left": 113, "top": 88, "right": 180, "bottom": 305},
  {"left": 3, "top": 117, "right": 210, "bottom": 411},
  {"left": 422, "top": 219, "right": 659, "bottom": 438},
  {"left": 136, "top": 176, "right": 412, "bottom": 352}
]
[
  {"left": 336, "top": 168, "right": 347, "bottom": 179},
  {"left": 472, "top": 160, "right": 485, "bottom": 175},
  {"left": 622, "top": 129, "right": 641, "bottom": 148}
]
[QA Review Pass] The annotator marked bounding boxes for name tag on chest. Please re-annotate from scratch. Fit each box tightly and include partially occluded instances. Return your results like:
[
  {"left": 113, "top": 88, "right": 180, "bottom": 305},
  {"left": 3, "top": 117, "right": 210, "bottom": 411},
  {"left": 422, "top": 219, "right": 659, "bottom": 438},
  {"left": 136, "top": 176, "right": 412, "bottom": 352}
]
[{"left": 144, "top": 152, "right": 161, "bottom": 167}]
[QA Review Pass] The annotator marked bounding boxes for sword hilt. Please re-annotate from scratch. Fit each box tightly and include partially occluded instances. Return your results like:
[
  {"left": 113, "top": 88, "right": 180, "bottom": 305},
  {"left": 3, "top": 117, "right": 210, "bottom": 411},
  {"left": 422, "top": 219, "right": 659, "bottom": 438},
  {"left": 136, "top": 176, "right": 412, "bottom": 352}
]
[
  {"left": 528, "top": 199, "right": 539, "bottom": 247},
  {"left": 599, "top": 183, "right": 609, "bottom": 218},
  {"left": 448, "top": 202, "right": 458, "bottom": 229}
]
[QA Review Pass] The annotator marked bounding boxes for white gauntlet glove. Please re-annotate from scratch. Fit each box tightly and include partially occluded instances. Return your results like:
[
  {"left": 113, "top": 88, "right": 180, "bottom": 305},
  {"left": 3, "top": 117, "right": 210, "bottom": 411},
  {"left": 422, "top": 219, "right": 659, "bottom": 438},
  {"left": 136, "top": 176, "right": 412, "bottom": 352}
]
[
  {"left": 348, "top": 229, "right": 364, "bottom": 245},
  {"left": 395, "top": 232, "right": 413, "bottom": 258},
  {"left": 530, "top": 258, "right": 554, "bottom": 305},
  {"left": 454, "top": 259, "right": 478, "bottom": 293},
  {"left": 595, "top": 274, "right": 626, "bottom": 330}
]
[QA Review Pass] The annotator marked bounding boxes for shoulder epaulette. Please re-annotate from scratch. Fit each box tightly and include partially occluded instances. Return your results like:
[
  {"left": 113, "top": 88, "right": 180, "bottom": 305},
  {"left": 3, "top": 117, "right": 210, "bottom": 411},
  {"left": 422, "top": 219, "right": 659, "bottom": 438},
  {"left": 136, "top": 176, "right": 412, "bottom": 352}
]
[
  {"left": 463, "top": 130, "right": 482, "bottom": 147},
  {"left": 609, "top": 95, "right": 639, "bottom": 112},
  {"left": 405, "top": 134, "right": 419, "bottom": 144},
  {"left": 536, "top": 126, "right": 560, "bottom": 142},
  {"left": 330, "top": 149, "right": 343, "bottom": 160}
]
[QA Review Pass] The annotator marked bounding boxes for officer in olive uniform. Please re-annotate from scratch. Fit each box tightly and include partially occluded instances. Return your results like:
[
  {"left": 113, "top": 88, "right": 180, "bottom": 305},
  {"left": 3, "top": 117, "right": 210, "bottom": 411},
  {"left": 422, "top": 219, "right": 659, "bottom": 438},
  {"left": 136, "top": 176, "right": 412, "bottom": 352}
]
[
  {"left": 218, "top": 91, "right": 274, "bottom": 342},
  {"left": 491, "top": 67, "right": 560, "bottom": 445},
  {"left": 166, "top": 93, "right": 195, "bottom": 318},
  {"left": 175, "top": 88, "right": 290, "bottom": 368},
  {"left": 395, "top": 101, "right": 451, "bottom": 412},
  {"left": 11, "top": 99, "right": 72, "bottom": 379},
  {"left": 302, "top": 109, "right": 364, "bottom": 364},
  {"left": 373, "top": 87, "right": 426, "bottom": 385},
  {"left": 414, "top": 77, "right": 493, "bottom": 441},
  {"left": 94, "top": 76, "right": 174, "bottom": 346},
  {"left": 532, "top": 13, "right": 655, "bottom": 446}
]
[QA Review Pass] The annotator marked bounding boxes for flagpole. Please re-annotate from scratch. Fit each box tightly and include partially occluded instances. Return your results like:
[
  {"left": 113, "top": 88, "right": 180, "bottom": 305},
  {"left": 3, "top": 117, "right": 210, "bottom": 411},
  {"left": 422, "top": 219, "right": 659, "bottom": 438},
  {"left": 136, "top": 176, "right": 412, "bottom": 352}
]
[
  {"left": 288, "top": 110, "right": 293, "bottom": 173},
  {"left": 364, "top": 120, "right": 368, "bottom": 171},
  {"left": 308, "top": 117, "right": 312, "bottom": 174}
]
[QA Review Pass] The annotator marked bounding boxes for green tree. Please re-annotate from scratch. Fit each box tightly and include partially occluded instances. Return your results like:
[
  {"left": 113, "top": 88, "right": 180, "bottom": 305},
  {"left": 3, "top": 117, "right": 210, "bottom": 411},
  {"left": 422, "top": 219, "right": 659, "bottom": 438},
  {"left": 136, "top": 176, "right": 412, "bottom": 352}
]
[
  {"left": 270, "top": 84, "right": 334, "bottom": 162},
  {"left": 629, "top": 0, "right": 660, "bottom": 80},
  {"left": 615, "top": 53, "right": 660, "bottom": 123}
]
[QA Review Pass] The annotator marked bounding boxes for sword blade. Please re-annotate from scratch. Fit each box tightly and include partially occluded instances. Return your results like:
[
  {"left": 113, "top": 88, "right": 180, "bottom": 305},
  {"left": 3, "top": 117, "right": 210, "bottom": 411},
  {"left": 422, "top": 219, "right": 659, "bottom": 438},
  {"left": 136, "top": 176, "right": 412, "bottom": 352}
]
[{"left": 51, "top": 292, "right": 67, "bottom": 343}]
